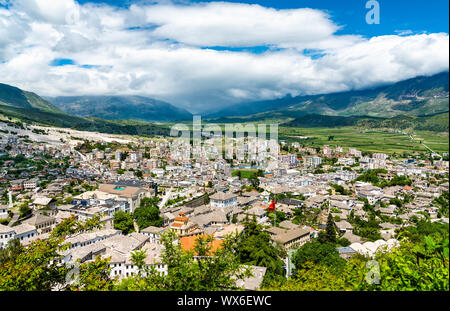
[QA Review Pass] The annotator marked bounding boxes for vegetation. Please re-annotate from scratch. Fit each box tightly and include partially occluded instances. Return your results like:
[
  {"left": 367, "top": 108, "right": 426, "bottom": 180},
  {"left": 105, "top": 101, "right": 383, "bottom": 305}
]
[
  {"left": 113, "top": 211, "right": 135, "bottom": 235},
  {"left": 234, "top": 217, "right": 286, "bottom": 286},
  {"left": 116, "top": 231, "right": 250, "bottom": 291},
  {"left": 263, "top": 220, "right": 449, "bottom": 291},
  {"left": 0, "top": 236, "right": 114, "bottom": 291},
  {"left": 133, "top": 197, "right": 164, "bottom": 229},
  {"left": 51, "top": 215, "right": 102, "bottom": 237}
]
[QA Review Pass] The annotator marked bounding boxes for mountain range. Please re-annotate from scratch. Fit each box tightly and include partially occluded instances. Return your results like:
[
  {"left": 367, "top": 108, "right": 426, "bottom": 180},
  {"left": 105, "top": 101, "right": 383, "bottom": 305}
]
[
  {"left": 0, "top": 83, "right": 170, "bottom": 137},
  {"left": 206, "top": 71, "right": 449, "bottom": 121},
  {"left": 46, "top": 95, "right": 192, "bottom": 122},
  {"left": 0, "top": 71, "right": 449, "bottom": 134}
]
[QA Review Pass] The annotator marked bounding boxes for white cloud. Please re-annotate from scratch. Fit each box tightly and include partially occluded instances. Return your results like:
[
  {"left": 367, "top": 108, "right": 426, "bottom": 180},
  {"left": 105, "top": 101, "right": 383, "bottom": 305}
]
[{"left": 0, "top": 0, "right": 448, "bottom": 113}]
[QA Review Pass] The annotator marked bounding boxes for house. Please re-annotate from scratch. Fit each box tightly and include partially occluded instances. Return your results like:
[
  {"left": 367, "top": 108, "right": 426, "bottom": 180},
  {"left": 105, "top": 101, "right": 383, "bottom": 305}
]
[
  {"left": 242, "top": 205, "right": 267, "bottom": 224},
  {"left": 141, "top": 226, "right": 166, "bottom": 244},
  {"left": 97, "top": 183, "right": 151, "bottom": 212},
  {"left": 180, "top": 234, "right": 223, "bottom": 257},
  {"left": 335, "top": 220, "right": 353, "bottom": 233},
  {"left": 32, "top": 197, "right": 57, "bottom": 214},
  {"left": 23, "top": 178, "right": 39, "bottom": 190},
  {"left": 337, "top": 246, "right": 357, "bottom": 259},
  {"left": 0, "top": 224, "right": 15, "bottom": 249},
  {"left": 62, "top": 232, "right": 167, "bottom": 279},
  {"left": 169, "top": 212, "right": 198, "bottom": 236},
  {"left": 271, "top": 227, "right": 311, "bottom": 250},
  {"left": 11, "top": 223, "right": 37, "bottom": 242},
  {"left": 23, "top": 213, "right": 56, "bottom": 235},
  {"left": 10, "top": 179, "right": 24, "bottom": 191},
  {"left": 210, "top": 191, "right": 238, "bottom": 208},
  {"left": 0, "top": 204, "right": 9, "bottom": 220}
]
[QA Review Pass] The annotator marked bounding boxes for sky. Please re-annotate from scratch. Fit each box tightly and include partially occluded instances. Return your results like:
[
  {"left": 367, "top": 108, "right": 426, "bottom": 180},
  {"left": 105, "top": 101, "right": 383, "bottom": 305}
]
[{"left": 0, "top": 0, "right": 448, "bottom": 113}]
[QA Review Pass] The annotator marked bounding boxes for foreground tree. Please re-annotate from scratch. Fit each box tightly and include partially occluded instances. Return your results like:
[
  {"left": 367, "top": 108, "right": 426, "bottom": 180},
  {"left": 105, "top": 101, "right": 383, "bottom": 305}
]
[
  {"left": 116, "top": 231, "right": 251, "bottom": 291},
  {"left": 235, "top": 216, "right": 286, "bottom": 285}
]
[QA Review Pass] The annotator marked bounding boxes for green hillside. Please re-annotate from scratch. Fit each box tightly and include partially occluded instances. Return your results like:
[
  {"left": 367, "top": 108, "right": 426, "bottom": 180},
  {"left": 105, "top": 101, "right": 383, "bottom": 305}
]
[
  {"left": 47, "top": 95, "right": 193, "bottom": 122},
  {"left": 283, "top": 112, "right": 449, "bottom": 132},
  {"left": 207, "top": 72, "right": 449, "bottom": 119},
  {"left": 0, "top": 83, "right": 170, "bottom": 137},
  {"left": 0, "top": 83, "right": 62, "bottom": 113}
]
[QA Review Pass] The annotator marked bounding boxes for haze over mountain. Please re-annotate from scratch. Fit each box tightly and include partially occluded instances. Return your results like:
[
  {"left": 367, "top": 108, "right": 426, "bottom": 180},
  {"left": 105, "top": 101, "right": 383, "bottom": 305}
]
[
  {"left": 207, "top": 72, "right": 449, "bottom": 120},
  {"left": 46, "top": 96, "right": 193, "bottom": 122}
]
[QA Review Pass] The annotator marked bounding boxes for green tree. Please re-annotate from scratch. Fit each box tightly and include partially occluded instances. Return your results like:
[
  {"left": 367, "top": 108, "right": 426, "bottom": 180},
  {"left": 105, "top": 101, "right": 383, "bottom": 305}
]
[
  {"left": 133, "top": 197, "right": 163, "bottom": 229},
  {"left": 235, "top": 216, "right": 286, "bottom": 285},
  {"left": 116, "top": 231, "right": 250, "bottom": 291},
  {"left": 113, "top": 211, "right": 135, "bottom": 235},
  {"left": 292, "top": 241, "right": 346, "bottom": 274},
  {"left": 324, "top": 213, "right": 337, "bottom": 243}
]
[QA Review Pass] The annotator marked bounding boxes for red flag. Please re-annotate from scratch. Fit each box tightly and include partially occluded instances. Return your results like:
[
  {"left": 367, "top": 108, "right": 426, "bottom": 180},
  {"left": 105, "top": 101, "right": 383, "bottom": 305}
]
[{"left": 268, "top": 200, "right": 276, "bottom": 212}]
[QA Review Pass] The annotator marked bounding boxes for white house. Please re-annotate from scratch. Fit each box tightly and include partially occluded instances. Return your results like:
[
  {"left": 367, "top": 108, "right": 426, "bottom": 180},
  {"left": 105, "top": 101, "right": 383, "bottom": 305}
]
[{"left": 210, "top": 191, "right": 238, "bottom": 208}]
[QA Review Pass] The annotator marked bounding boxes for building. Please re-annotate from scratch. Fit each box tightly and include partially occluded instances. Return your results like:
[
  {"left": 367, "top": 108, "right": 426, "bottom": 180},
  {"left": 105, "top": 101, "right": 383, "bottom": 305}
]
[
  {"left": 23, "top": 213, "right": 56, "bottom": 235},
  {"left": 33, "top": 197, "right": 57, "bottom": 214},
  {"left": 0, "top": 205, "right": 9, "bottom": 220},
  {"left": 141, "top": 226, "right": 166, "bottom": 244},
  {"left": 304, "top": 156, "right": 322, "bottom": 168},
  {"left": 271, "top": 227, "right": 311, "bottom": 250},
  {"left": 98, "top": 183, "right": 151, "bottom": 212},
  {"left": 169, "top": 212, "right": 198, "bottom": 236},
  {"left": 210, "top": 191, "right": 238, "bottom": 208},
  {"left": 23, "top": 178, "right": 39, "bottom": 190}
]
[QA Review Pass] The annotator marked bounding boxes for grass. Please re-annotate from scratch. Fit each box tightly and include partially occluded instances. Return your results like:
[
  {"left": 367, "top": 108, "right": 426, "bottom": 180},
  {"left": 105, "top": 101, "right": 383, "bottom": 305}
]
[
  {"left": 278, "top": 126, "right": 449, "bottom": 154},
  {"left": 231, "top": 169, "right": 260, "bottom": 179}
]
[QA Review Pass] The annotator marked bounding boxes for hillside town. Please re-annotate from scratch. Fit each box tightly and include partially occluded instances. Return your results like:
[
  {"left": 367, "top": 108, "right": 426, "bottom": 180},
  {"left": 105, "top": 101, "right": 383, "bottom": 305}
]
[{"left": 0, "top": 118, "right": 448, "bottom": 290}]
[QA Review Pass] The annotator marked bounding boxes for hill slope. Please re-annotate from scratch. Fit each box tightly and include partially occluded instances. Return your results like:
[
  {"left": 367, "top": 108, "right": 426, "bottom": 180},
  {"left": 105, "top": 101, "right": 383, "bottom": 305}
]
[
  {"left": 0, "top": 84, "right": 169, "bottom": 137},
  {"left": 207, "top": 72, "right": 449, "bottom": 119},
  {"left": 283, "top": 112, "right": 449, "bottom": 132},
  {"left": 0, "top": 83, "right": 63, "bottom": 113},
  {"left": 47, "top": 95, "right": 193, "bottom": 122}
]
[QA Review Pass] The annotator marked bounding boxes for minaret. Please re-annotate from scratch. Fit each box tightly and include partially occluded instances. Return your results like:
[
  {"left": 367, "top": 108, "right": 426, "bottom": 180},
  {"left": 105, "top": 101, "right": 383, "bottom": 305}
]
[{"left": 8, "top": 190, "right": 13, "bottom": 208}]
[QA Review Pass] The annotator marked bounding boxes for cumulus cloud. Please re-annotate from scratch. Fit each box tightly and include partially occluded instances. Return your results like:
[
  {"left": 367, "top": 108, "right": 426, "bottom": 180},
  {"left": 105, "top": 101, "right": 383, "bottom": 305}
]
[{"left": 0, "top": 0, "right": 448, "bottom": 113}]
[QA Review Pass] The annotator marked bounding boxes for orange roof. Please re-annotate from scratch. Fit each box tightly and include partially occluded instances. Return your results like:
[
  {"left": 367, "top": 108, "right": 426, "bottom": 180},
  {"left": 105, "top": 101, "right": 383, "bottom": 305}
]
[
  {"left": 403, "top": 186, "right": 413, "bottom": 190},
  {"left": 180, "top": 235, "right": 223, "bottom": 255},
  {"left": 174, "top": 216, "right": 188, "bottom": 222}
]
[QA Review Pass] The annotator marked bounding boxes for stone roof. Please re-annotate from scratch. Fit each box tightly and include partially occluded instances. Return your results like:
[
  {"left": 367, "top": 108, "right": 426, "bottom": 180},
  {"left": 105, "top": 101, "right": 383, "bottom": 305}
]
[
  {"left": 233, "top": 265, "right": 267, "bottom": 291},
  {"left": 141, "top": 226, "right": 166, "bottom": 234},
  {"left": 33, "top": 197, "right": 55, "bottom": 206},
  {"left": 210, "top": 191, "right": 237, "bottom": 201},
  {"left": 23, "top": 213, "right": 55, "bottom": 226},
  {"left": 273, "top": 227, "right": 310, "bottom": 244}
]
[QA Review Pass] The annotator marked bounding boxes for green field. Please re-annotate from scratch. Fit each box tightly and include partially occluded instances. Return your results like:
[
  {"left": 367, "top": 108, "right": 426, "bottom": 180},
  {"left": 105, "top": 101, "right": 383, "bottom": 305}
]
[
  {"left": 279, "top": 126, "right": 449, "bottom": 154},
  {"left": 231, "top": 169, "right": 260, "bottom": 179}
]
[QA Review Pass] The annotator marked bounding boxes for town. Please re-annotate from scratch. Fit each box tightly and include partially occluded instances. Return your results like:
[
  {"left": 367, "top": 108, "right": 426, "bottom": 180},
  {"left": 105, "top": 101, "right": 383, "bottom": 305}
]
[{"left": 0, "top": 116, "right": 448, "bottom": 290}]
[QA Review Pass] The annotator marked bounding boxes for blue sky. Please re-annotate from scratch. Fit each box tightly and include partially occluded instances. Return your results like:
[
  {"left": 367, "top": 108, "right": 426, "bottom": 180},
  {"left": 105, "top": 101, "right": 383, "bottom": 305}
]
[
  {"left": 0, "top": 0, "right": 448, "bottom": 113},
  {"left": 76, "top": 0, "right": 449, "bottom": 36}
]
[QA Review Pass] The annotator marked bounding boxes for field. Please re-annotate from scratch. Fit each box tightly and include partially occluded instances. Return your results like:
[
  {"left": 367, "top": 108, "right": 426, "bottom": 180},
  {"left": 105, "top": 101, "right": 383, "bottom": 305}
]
[
  {"left": 167, "top": 120, "right": 449, "bottom": 155},
  {"left": 231, "top": 169, "right": 260, "bottom": 179},
  {"left": 278, "top": 126, "right": 449, "bottom": 154}
]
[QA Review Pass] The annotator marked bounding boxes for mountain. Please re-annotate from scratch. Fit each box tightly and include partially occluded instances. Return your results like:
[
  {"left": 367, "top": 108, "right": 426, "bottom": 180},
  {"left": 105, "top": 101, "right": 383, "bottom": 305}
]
[
  {"left": 47, "top": 95, "right": 193, "bottom": 122},
  {"left": 0, "top": 83, "right": 63, "bottom": 113},
  {"left": 0, "top": 83, "right": 169, "bottom": 137},
  {"left": 207, "top": 72, "right": 449, "bottom": 119},
  {"left": 283, "top": 112, "right": 449, "bottom": 132}
]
